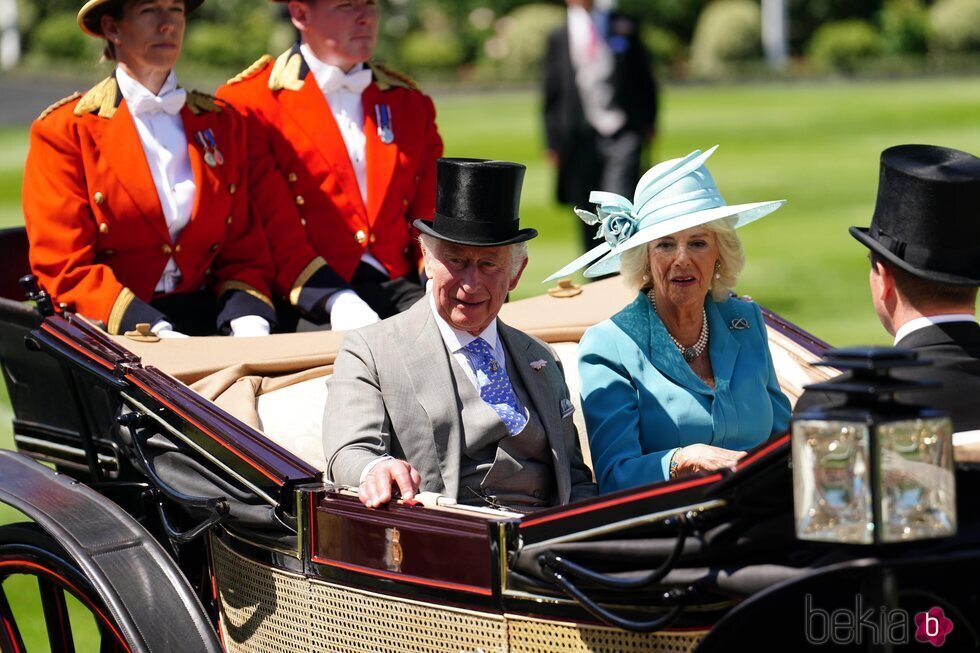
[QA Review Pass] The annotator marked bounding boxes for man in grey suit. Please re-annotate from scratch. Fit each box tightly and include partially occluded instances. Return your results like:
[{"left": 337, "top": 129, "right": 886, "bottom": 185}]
[{"left": 324, "top": 158, "right": 596, "bottom": 510}]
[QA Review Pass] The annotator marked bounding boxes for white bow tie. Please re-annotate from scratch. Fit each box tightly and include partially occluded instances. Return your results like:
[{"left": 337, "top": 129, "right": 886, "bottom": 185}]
[
  {"left": 128, "top": 88, "right": 187, "bottom": 117},
  {"left": 319, "top": 67, "right": 372, "bottom": 95}
]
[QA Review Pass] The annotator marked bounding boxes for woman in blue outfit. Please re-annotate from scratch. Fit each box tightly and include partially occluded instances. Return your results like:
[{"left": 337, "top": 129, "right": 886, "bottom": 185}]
[{"left": 547, "top": 146, "right": 791, "bottom": 493}]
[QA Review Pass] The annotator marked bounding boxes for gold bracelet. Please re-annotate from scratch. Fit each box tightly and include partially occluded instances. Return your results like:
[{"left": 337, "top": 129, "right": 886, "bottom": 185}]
[{"left": 669, "top": 448, "right": 680, "bottom": 479}]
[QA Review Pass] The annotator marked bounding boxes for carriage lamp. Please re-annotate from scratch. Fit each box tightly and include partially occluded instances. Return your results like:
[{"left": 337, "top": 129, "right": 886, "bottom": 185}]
[{"left": 792, "top": 348, "right": 956, "bottom": 545}]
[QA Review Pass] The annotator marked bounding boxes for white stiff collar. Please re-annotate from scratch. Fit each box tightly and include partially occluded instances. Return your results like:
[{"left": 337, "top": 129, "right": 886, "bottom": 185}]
[{"left": 894, "top": 314, "right": 977, "bottom": 345}]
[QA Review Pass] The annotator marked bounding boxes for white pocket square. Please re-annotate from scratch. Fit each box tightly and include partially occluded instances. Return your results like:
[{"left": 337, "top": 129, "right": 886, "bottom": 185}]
[{"left": 560, "top": 398, "right": 575, "bottom": 418}]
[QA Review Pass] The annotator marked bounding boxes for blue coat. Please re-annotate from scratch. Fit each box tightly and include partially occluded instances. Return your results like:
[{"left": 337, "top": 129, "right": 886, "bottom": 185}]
[{"left": 578, "top": 292, "right": 791, "bottom": 492}]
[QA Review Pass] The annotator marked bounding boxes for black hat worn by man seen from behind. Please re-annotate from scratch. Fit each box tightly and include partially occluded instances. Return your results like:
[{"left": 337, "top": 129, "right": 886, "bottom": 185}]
[
  {"left": 849, "top": 144, "right": 980, "bottom": 286},
  {"left": 414, "top": 158, "right": 538, "bottom": 247}
]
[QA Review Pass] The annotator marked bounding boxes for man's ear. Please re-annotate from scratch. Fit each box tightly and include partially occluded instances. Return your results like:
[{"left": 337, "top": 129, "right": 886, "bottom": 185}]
[
  {"left": 509, "top": 257, "right": 529, "bottom": 292},
  {"left": 421, "top": 246, "right": 435, "bottom": 281},
  {"left": 287, "top": 1, "right": 309, "bottom": 32},
  {"left": 871, "top": 259, "right": 895, "bottom": 303}
]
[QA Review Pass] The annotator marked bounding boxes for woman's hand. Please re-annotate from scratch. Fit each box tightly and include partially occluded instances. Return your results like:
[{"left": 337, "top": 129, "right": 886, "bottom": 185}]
[{"left": 674, "top": 444, "right": 746, "bottom": 476}]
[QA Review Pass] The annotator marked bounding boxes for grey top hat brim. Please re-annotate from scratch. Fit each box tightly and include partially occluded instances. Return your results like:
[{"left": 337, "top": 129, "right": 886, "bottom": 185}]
[
  {"left": 850, "top": 226, "right": 980, "bottom": 286},
  {"left": 414, "top": 218, "right": 537, "bottom": 247}
]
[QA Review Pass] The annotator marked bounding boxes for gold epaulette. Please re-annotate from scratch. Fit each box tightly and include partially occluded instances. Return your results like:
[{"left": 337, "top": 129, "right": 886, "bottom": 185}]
[
  {"left": 269, "top": 49, "right": 305, "bottom": 92},
  {"left": 74, "top": 77, "right": 119, "bottom": 119},
  {"left": 38, "top": 92, "right": 81, "bottom": 121},
  {"left": 186, "top": 90, "right": 221, "bottom": 115},
  {"left": 227, "top": 54, "right": 273, "bottom": 85},
  {"left": 369, "top": 62, "right": 419, "bottom": 92}
]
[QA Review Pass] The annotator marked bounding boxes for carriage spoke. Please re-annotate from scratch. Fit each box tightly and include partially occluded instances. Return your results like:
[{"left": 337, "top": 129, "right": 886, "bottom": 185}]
[
  {"left": 38, "top": 576, "right": 76, "bottom": 653},
  {"left": 0, "top": 584, "right": 27, "bottom": 653}
]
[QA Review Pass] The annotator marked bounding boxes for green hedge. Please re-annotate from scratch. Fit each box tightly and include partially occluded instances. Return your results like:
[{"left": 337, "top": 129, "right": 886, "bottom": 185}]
[
  {"left": 30, "top": 12, "right": 96, "bottom": 63},
  {"left": 879, "top": 0, "right": 929, "bottom": 55},
  {"left": 690, "top": 0, "right": 762, "bottom": 78},
  {"left": 809, "top": 20, "right": 882, "bottom": 73},
  {"left": 930, "top": 0, "right": 980, "bottom": 53}
]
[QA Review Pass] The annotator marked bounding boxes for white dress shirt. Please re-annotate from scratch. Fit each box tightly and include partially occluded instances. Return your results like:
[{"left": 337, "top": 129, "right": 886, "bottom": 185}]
[
  {"left": 116, "top": 67, "right": 193, "bottom": 294},
  {"left": 429, "top": 292, "right": 509, "bottom": 391},
  {"left": 358, "top": 295, "right": 521, "bottom": 482},
  {"left": 300, "top": 45, "right": 388, "bottom": 278},
  {"left": 893, "top": 314, "right": 978, "bottom": 345}
]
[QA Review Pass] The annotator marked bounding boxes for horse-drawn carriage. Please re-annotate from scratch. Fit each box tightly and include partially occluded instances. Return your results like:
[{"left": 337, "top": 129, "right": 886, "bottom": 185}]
[{"left": 1, "top": 224, "right": 978, "bottom": 653}]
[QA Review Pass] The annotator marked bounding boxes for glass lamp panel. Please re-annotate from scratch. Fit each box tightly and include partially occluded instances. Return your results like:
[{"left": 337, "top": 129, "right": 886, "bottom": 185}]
[
  {"left": 793, "top": 419, "right": 873, "bottom": 544},
  {"left": 877, "top": 417, "right": 956, "bottom": 543}
]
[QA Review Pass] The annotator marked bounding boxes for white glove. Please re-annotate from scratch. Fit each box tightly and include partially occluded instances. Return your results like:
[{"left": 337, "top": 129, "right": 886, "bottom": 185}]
[
  {"left": 325, "top": 290, "right": 380, "bottom": 331},
  {"left": 150, "top": 320, "right": 189, "bottom": 339},
  {"left": 229, "top": 315, "right": 271, "bottom": 337}
]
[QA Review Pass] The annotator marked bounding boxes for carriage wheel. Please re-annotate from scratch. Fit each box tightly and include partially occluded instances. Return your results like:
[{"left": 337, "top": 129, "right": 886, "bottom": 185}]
[{"left": 0, "top": 523, "right": 131, "bottom": 653}]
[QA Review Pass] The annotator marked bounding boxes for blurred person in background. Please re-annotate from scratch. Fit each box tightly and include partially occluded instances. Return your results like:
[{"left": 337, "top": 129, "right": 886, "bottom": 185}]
[
  {"left": 549, "top": 147, "right": 790, "bottom": 493},
  {"left": 217, "top": 0, "right": 443, "bottom": 332},
  {"left": 542, "top": 0, "right": 658, "bottom": 256},
  {"left": 23, "top": 0, "right": 277, "bottom": 337},
  {"left": 796, "top": 145, "right": 980, "bottom": 432}
]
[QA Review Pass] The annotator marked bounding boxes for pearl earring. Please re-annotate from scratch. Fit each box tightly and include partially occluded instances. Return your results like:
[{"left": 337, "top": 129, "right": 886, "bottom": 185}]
[{"left": 714, "top": 261, "right": 721, "bottom": 280}]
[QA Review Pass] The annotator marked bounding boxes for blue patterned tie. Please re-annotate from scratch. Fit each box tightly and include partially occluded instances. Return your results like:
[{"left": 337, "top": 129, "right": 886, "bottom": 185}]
[{"left": 464, "top": 338, "right": 528, "bottom": 436}]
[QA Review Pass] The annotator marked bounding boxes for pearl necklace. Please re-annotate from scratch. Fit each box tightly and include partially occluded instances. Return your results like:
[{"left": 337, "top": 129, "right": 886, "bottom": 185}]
[{"left": 647, "top": 289, "right": 709, "bottom": 362}]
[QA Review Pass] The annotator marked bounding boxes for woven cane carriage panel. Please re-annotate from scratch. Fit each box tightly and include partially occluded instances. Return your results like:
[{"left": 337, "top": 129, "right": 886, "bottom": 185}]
[
  {"left": 506, "top": 614, "right": 705, "bottom": 653},
  {"left": 212, "top": 535, "right": 312, "bottom": 653},
  {"left": 309, "top": 579, "right": 508, "bottom": 652},
  {"left": 213, "top": 534, "right": 704, "bottom": 652}
]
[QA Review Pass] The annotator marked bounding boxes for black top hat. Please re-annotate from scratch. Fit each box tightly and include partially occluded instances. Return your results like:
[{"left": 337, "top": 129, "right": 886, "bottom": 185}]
[
  {"left": 414, "top": 158, "right": 537, "bottom": 247},
  {"left": 850, "top": 144, "right": 980, "bottom": 286}
]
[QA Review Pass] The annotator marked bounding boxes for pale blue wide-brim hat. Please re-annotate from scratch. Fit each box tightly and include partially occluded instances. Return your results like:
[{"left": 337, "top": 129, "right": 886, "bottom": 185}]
[{"left": 545, "top": 146, "right": 785, "bottom": 281}]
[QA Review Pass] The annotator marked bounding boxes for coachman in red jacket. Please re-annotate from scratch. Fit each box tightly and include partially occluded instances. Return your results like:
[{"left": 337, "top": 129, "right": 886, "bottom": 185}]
[
  {"left": 23, "top": 0, "right": 277, "bottom": 337},
  {"left": 217, "top": 0, "right": 443, "bottom": 331}
]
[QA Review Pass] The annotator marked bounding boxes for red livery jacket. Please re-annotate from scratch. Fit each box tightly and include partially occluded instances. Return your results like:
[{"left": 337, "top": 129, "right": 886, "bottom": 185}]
[
  {"left": 217, "top": 47, "right": 443, "bottom": 318},
  {"left": 23, "top": 77, "right": 276, "bottom": 334}
]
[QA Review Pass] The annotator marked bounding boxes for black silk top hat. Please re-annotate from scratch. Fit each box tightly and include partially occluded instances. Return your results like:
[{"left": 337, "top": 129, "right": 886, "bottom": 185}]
[
  {"left": 850, "top": 144, "right": 980, "bottom": 286},
  {"left": 414, "top": 158, "right": 538, "bottom": 247}
]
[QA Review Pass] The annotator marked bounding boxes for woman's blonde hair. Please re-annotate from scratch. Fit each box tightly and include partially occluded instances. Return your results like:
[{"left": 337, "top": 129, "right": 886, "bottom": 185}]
[{"left": 619, "top": 218, "right": 745, "bottom": 301}]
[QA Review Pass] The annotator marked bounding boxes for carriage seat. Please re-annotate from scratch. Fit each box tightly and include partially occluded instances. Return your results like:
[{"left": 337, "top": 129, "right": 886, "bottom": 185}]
[
  {"left": 252, "top": 341, "right": 593, "bottom": 476},
  {"left": 251, "top": 324, "right": 827, "bottom": 478}
]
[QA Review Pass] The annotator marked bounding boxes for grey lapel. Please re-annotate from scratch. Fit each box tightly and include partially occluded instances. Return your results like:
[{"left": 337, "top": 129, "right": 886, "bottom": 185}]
[
  {"left": 499, "top": 321, "right": 570, "bottom": 503},
  {"left": 397, "top": 300, "right": 462, "bottom": 498}
]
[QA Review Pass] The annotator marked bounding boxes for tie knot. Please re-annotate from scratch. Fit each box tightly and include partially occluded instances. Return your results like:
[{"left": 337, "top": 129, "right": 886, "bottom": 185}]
[
  {"left": 320, "top": 67, "right": 372, "bottom": 95},
  {"left": 129, "top": 88, "right": 186, "bottom": 117},
  {"left": 464, "top": 337, "right": 494, "bottom": 360}
]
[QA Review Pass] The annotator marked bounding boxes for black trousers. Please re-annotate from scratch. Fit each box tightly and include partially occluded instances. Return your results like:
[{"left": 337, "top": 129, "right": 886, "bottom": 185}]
[
  {"left": 151, "top": 290, "right": 218, "bottom": 336},
  {"left": 560, "top": 128, "right": 644, "bottom": 254},
  {"left": 349, "top": 262, "right": 425, "bottom": 318},
  {"left": 276, "top": 262, "right": 424, "bottom": 332}
]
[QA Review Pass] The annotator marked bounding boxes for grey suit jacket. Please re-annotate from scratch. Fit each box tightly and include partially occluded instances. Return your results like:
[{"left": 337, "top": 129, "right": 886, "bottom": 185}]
[{"left": 323, "top": 299, "right": 596, "bottom": 505}]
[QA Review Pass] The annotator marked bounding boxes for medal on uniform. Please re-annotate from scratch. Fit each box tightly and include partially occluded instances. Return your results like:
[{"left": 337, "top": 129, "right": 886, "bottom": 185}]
[
  {"left": 195, "top": 130, "right": 223, "bottom": 167},
  {"left": 195, "top": 131, "right": 217, "bottom": 167},
  {"left": 204, "top": 129, "right": 224, "bottom": 166},
  {"left": 375, "top": 104, "right": 394, "bottom": 144}
]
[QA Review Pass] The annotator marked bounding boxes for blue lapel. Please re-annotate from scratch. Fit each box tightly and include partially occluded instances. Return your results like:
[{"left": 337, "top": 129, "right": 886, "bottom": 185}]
[
  {"left": 624, "top": 293, "right": 742, "bottom": 395},
  {"left": 705, "top": 299, "right": 741, "bottom": 391}
]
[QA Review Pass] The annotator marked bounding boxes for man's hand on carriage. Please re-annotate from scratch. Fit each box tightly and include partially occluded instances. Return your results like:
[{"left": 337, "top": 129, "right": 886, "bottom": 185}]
[{"left": 358, "top": 459, "right": 422, "bottom": 509}]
